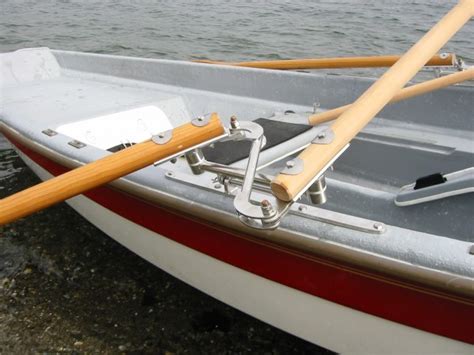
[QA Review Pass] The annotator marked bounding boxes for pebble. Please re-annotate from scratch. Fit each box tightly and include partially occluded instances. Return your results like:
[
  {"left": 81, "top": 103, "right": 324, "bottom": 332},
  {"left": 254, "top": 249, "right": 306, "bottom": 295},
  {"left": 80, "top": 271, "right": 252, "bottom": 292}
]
[
  {"left": 74, "top": 341, "right": 83, "bottom": 347},
  {"left": 118, "top": 345, "right": 126, "bottom": 351}
]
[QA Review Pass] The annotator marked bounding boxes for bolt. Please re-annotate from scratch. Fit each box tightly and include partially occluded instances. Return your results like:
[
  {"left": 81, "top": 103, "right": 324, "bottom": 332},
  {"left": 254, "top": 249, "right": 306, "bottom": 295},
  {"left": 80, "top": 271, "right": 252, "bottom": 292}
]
[
  {"left": 373, "top": 222, "right": 384, "bottom": 231},
  {"left": 197, "top": 116, "right": 204, "bottom": 122},
  {"left": 158, "top": 133, "right": 165, "bottom": 139},
  {"left": 261, "top": 199, "right": 274, "bottom": 216},
  {"left": 313, "top": 102, "right": 320, "bottom": 114},
  {"left": 286, "top": 160, "right": 295, "bottom": 168},
  {"left": 317, "top": 132, "right": 326, "bottom": 139},
  {"left": 298, "top": 205, "right": 307, "bottom": 212},
  {"left": 230, "top": 115, "right": 240, "bottom": 129}
]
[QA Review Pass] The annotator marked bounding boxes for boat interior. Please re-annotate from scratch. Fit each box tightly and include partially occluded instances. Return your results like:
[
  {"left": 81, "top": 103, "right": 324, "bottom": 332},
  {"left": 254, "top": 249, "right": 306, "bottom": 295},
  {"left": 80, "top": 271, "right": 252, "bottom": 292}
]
[{"left": 1, "top": 48, "right": 473, "bottom": 279}]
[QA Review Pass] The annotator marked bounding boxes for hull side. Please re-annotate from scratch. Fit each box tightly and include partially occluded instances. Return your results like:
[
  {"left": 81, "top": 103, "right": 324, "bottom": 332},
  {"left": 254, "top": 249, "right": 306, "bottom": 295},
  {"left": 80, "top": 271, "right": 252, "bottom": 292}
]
[
  {"left": 16, "top": 147, "right": 472, "bottom": 354},
  {"left": 2, "top": 129, "right": 473, "bottom": 351}
]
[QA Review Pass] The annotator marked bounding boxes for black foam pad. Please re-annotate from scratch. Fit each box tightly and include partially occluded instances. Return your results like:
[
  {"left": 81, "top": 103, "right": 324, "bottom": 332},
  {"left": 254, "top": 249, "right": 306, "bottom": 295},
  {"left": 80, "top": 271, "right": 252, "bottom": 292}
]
[{"left": 202, "top": 118, "right": 312, "bottom": 165}]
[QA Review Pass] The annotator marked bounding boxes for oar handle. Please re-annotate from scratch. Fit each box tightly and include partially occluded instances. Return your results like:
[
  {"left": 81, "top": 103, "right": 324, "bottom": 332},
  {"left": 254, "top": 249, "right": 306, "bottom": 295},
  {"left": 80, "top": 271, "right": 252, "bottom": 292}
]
[
  {"left": 195, "top": 53, "right": 456, "bottom": 70},
  {"left": 271, "top": 0, "right": 474, "bottom": 202},
  {"left": 309, "top": 68, "right": 474, "bottom": 125},
  {"left": 0, "top": 113, "right": 225, "bottom": 226}
]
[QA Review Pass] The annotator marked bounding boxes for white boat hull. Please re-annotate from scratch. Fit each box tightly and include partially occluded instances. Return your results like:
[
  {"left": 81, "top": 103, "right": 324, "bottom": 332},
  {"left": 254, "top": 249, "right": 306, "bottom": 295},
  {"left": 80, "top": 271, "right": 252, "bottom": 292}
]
[{"left": 18, "top": 149, "right": 471, "bottom": 354}]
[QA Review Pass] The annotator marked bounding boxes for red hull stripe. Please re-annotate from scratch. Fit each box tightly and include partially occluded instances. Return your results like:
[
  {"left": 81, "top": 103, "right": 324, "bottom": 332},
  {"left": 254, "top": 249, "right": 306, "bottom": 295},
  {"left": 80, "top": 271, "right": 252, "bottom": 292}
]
[{"left": 5, "top": 134, "right": 473, "bottom": 344}]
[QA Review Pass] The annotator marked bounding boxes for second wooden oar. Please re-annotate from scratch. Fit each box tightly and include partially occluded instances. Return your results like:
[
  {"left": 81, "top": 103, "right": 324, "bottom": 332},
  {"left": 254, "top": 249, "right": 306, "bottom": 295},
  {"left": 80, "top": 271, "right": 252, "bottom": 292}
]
[
  {"left": 309, "top": 68, "right": 474, "bottom": 125},
  {"left": 195, "top": 53, "right": 456, "bottom": 70},
  {"left": 0, "top": 114, "right": 225, "bottom": 226},
  {"left": 271, "top": 0, "right": 474, "bottom": 202}
]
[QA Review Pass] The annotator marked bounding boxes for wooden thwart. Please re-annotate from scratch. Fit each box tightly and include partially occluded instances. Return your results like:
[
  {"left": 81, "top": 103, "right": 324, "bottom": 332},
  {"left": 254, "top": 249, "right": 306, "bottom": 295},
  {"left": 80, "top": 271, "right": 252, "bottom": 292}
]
[
  {"left": 195, "top": 53, "right": 456, "bottom": 70},
  {"left": 309, "top": 68, "right": 474, "bottom": 125},
  {"left": 271, "top": 0, "right": 474, "bottom": 202},
  {"left": 0, "top": 114, "right": 225, "bottom": 226}
]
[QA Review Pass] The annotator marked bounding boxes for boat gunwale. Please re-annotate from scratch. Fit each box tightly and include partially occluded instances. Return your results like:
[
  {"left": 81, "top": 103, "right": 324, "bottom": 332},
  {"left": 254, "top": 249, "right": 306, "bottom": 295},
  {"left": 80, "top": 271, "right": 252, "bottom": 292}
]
[{"left": 50, "top": 48, "right": 474, "bottom": 88}]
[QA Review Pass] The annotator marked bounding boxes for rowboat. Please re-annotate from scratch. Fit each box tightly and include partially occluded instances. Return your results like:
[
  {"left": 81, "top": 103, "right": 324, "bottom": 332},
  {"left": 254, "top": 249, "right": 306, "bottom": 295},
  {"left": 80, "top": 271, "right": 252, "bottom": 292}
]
[{"left": 1, "top": 2, "right": 473, "bottom": 353}]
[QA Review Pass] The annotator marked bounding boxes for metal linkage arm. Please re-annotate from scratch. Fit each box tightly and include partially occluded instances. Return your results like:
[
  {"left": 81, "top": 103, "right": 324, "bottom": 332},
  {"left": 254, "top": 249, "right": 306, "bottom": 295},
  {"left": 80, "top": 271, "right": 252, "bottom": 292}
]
[{"left": 184, "top": 118, "right": 294, "bottom": 229}]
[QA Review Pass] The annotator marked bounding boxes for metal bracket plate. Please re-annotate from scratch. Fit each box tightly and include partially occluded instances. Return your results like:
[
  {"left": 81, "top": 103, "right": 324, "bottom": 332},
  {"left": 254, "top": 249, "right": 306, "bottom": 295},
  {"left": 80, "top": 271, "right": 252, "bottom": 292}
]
[
  {"left": 164, "top": 170, "right": 386, "bottom": 234},
  {"left": 280, "top": 157, "right": 304, "bottom": 175},
  {"left": 152, "top": 129, "right": 173, "bottom": 145},
  {"left": 312, "top": 127, "right": 335, "bottom": 144},
  {"left": 191, "top": 116, "right": 210, "bottom": 127}
]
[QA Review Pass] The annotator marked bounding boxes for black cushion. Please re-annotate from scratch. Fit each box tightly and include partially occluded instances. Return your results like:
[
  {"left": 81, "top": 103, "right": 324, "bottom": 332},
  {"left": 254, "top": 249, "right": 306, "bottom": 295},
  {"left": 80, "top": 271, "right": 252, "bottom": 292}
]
[{"left": 202, "top": 118, "right": 312, "bottom": 165}]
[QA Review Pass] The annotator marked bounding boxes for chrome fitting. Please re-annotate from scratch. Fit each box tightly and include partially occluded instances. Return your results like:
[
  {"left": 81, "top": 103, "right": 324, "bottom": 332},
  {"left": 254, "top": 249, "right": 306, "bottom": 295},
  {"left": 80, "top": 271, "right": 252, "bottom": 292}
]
[
  {"left": 307, "top": 175, "right": 327, "bottom": 205},
  {"left": 185, "top": 149, "right": 205, "bottom": 175}
]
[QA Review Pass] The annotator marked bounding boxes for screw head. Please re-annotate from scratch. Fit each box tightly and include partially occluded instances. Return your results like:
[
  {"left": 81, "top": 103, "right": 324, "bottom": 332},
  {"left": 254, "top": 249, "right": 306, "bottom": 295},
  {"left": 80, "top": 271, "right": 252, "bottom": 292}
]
[
  {"left": 230, "top": 115, "right": 239, "bottom": 129},
  {"left": 317, "top": 132, "right": 326, "bottom": 139},
  {"left": 373, "top": 222, "right": 384, "bottom": 231},
  {"left": 286, "top": 160, "right": 295, "bottom": 168}
]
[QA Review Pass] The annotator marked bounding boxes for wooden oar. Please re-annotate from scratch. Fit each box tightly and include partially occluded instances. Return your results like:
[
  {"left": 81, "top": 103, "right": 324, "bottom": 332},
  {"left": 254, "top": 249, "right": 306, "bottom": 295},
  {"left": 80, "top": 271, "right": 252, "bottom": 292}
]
[
  {"left": 0, "top": 114, "right": 225, "bottom": 226},
  {"left": 271, "top": 0, "right": 474, "bottom": 202},
  {"left": 309, "top": 68, "right": 474, "bottom": 125},
  {"left": 195, "top": 53, "right": 456, "bottom": 70}
]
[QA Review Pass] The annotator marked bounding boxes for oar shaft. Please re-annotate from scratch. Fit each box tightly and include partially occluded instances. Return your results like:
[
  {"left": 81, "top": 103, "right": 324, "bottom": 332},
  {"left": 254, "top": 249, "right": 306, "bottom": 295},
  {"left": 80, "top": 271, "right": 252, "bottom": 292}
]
[
  {"left": 271, "top": 0, "right": 474, "bottom": 202},
  {"left": 196, "top": 53, "right": 456, "bottom": 70},
  {"left": 309, "top": 68, "right": 474, "bottom": 125},
  {"left": 0, "top": 114, "right": 225, "bottom": 226}
]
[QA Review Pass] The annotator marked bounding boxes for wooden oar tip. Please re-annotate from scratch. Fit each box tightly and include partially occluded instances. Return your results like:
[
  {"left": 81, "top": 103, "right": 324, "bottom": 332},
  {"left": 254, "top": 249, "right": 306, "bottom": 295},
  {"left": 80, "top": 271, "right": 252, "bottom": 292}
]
[{"left": 270, "top": 180, "right": 293, "bottom": 202}]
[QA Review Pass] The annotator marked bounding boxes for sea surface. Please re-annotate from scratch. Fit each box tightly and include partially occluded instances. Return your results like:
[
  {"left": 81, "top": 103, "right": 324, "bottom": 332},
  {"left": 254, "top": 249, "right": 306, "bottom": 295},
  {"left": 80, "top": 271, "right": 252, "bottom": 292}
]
[
  {"left": 0, "top": 0, "right": 473, "bottom": 352},
  {"left": 1, "top": 0, "right": 473, "bottom": 146}
]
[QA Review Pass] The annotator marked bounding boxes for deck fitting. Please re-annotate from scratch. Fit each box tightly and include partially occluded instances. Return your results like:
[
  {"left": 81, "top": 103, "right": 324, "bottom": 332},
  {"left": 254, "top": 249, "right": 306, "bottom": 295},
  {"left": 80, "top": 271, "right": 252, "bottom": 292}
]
[
  {"left": 68, "top": 140, "right": 86, "bottom": 149},
  {"left": 42, "top": 129, "right": 58, "bottom": 137}
]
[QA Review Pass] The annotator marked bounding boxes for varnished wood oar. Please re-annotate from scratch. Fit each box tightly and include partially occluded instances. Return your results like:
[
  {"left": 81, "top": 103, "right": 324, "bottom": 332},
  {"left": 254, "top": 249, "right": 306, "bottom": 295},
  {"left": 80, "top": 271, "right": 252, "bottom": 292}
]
[
  {"left": 271, "top": 0, "right": 474, "bottom": 202},
  {"left": 309, "top": 68, "right": 474, "bottom": 125},
  {"left": 195, "top": 53, "right": 456, "bottom": 70},
  {"left": 0, "top": 114, "right": 225, "bottom": 226}
]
